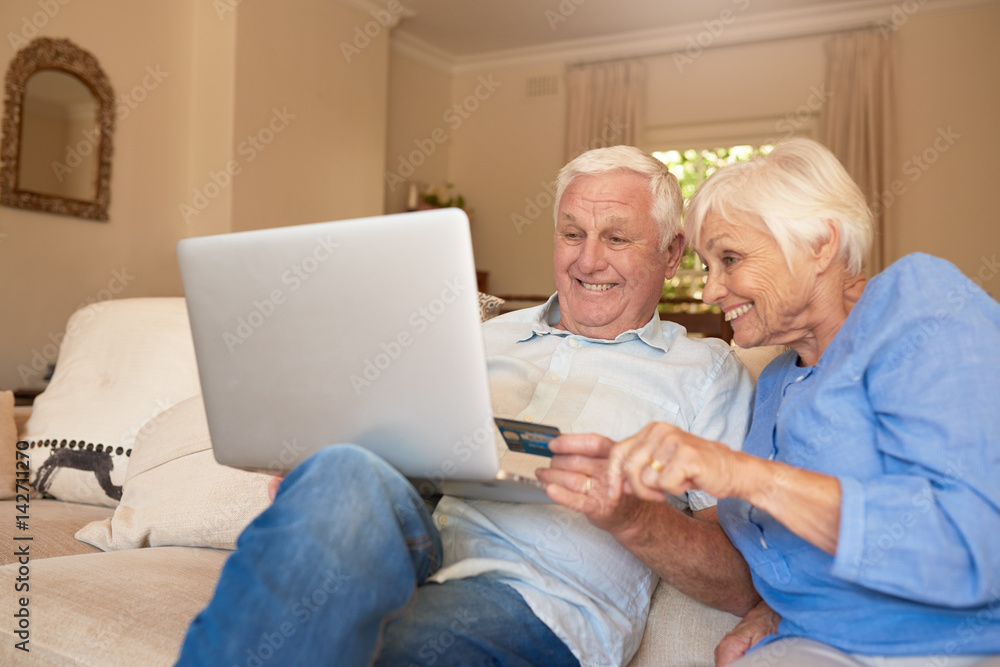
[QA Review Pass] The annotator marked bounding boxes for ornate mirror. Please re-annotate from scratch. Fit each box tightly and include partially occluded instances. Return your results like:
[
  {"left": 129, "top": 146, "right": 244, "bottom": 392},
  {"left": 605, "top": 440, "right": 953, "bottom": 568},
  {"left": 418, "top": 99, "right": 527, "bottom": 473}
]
[{"left": 1, "top": 38, "right": 115, "bottom": 221}]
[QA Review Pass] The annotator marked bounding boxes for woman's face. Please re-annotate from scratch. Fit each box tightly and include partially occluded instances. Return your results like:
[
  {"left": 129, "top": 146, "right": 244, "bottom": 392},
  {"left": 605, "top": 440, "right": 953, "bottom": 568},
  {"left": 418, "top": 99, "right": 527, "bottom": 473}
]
[{"left": 694, "top": 212, "right": 819, "bottom": 350}]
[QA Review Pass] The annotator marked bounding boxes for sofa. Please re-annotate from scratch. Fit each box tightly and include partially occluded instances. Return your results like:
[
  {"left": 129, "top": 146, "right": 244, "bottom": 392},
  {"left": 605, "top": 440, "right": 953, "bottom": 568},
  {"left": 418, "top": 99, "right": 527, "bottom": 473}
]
[{"left": 0, "top": 297, "right": 783, "bottom": 666}]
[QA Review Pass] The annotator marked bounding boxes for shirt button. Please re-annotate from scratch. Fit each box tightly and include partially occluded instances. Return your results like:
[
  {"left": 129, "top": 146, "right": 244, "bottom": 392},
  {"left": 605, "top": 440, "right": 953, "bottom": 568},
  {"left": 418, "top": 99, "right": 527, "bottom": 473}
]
[
  {"left": 549, "top": 374, "right": 560, "bottom": 382},
  {"left": 438, "top": 516, "right": 448, "bottom": 526},
  {"left": 523, "top": 415, "right": 534, "bottom": 423},
  {"left": 569, "top": 339, "right": 579, "bottom": 347},
  {"left": 759, "top": 537, "right": 768, "bottom": 549}
]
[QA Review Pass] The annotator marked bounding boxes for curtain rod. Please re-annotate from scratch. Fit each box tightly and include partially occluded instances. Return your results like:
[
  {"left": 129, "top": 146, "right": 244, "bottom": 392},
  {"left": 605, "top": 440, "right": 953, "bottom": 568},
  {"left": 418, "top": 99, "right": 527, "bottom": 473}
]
[{"left": 566, "top": 21, "right": 882, "bottom": 69}]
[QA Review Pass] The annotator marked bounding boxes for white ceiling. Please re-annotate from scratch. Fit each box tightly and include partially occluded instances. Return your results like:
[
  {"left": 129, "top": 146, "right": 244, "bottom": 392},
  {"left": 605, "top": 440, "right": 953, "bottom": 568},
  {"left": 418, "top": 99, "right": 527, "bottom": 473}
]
[
  {"left": 341, "top": 0, "right": 996, "bottom": 70},
  {"left": 390, "top": 0, "right": 875, "bottom": 57}
]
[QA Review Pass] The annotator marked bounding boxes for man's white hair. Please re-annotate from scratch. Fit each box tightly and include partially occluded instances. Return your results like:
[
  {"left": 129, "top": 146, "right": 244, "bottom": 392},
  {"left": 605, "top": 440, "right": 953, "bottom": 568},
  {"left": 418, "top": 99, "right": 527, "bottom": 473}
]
[{"left": 554, "top": 145, "right": 683, "bottom": 252}]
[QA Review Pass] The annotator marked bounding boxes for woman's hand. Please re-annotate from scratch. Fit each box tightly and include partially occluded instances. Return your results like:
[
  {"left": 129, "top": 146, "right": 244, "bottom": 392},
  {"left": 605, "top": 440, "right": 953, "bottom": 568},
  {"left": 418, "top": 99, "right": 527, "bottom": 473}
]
[
  {"left": 607, "top": 422, "right": 745, "bottom": 503},
  {"left": 536, "top": 433, "right": 649, "bottom": 534},
  {"left": 715, "top": 600, "right": 781, "bottom": 666}
]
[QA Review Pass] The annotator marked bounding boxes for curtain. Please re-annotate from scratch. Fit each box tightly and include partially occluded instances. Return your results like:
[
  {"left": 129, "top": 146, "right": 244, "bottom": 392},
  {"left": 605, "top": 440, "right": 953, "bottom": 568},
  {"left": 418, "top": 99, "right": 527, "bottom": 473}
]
[
  {"left": 565, "top": 60, "right": 645, "bottom": 162},
  {"left": 820, "top": 29, "right": 894, "bottom": 275}
]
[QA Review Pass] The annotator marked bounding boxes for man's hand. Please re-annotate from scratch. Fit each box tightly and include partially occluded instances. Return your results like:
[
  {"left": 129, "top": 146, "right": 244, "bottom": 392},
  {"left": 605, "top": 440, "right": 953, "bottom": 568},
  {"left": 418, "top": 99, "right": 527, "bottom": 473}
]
[
  {"left": 537, "top": 433, "right": 648, "bottom": 533},
  {"left": 714, "top": 600, "right": 780, "bottom": 667},
  {"left": 267, "top": 474, "right": 285, "bottom": 502}
]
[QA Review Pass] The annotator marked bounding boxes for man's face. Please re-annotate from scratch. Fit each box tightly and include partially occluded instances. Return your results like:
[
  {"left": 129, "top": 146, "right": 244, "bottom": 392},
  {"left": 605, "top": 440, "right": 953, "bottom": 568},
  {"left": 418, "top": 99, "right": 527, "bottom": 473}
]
[{"left": 553, "top": 171, "right": 682, "bottom": 339}]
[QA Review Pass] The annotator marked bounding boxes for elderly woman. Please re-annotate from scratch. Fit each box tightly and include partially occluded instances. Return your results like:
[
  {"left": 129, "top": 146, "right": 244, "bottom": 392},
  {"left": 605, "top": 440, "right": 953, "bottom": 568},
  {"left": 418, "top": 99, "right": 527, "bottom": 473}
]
[
  {"left": 619, "top": 138, "right": 1000, "bottom": 664},
  {"left": 545, "top": 138, "right": 1000, "bottom": 666}
]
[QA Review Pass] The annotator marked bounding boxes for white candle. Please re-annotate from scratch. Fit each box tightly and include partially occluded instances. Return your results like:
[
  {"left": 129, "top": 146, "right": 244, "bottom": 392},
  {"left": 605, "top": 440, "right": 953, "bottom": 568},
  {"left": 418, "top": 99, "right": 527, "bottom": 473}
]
[{"left": 407, "top": 183, "right": 419, "bottom": 211}]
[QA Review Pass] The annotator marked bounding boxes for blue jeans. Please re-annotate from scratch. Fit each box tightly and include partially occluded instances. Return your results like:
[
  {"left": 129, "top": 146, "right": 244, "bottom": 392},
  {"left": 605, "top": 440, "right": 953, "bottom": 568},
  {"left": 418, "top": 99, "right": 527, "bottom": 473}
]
[{"left": 176, "top": 445, "right": 578, "bottom": 667}]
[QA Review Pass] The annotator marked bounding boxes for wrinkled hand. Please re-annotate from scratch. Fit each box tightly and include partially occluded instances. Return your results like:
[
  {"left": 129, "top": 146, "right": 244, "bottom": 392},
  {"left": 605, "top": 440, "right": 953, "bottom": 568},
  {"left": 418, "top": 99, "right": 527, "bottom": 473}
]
[
  {"left": 714, "top": 600, "right": 780, "bottom": 666},
  {"left": 536, "top": 433, "right": 647, "bottom": 533},
  {"left": 607, "top": 422, "right": 743, "bottom": 503}
]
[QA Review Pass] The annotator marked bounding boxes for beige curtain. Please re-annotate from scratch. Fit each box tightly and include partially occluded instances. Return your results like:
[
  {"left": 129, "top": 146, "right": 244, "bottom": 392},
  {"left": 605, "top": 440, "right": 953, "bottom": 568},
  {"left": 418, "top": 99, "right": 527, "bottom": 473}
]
[
  {"left": 565, "top": 60, "right": 645, "bottom": 162},
  {"left": 821, "top": 29, "right": 894, "bottom": 276}
]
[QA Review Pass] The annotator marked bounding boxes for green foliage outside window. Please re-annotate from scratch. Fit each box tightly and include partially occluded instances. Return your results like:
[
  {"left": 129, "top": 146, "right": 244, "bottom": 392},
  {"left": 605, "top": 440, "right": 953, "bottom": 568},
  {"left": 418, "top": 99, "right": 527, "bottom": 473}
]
[{"left": 653, "top": 144, "right": 772, "bottom": 310}]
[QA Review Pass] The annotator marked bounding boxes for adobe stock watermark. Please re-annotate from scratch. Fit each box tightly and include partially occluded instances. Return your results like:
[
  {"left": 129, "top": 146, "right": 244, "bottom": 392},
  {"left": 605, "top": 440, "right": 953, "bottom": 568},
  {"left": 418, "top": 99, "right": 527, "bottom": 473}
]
[
  {"left": 511, "top": 180, "right": 558, "bottom": 235},
  {"left": 350, "top": 276, "right": 471, "bottom": 394},
  {"left": 852, "top": 485, "right": 937, "bottom": 573},
  {"left": 941, "top": 589, "right": 1000, "bottom": 661},
  {"left": 7, "top": 0, "right": 73, "bottom": 50},
  {"left": 877, "top": 0, "right": 928, "bottom": 36},
  {"left": 120, "top": 396, "right": 177, "bottom": 447},
  {"left": 240, "top": 567, "right": 352, "bottom": 667},
  {"left": 212, "top": 0, "right": 241, "bottom": 20},
  {"left": 870, "top": 126, "right": 960, "bottom": 219},
  {"left": 771, "top": 84, "right": 831, "bottom": 140},
  {"left": 564, "top": 117, "right": 628, "bottom": 168},
  {"left": 384, "top": 75, "right": 501, "bottom": 194},
  {"left": 180, "top": 106, "right": 296, "bottom": 224},
  {"left": 512, "top": 117, "right": 626, "bottom": 235},
  {"left": 545, "top": 0, "right": 586, "bottom": 31},
  {"left": 16, "top": 267, "right": 135, "bottom": 385},
  {"left": 673, "top": 0, "right": 751, "bottom": 73},
  {"left": 340, "top": 0, "right": 414, "bottom": 63},
  {"left": 223, "top": 233, "right": 339, "bottom": 353},
  {"left": 412, "top": 606, "right": 481, "bottom": 664},
  {"left": 413, "top": 415, "right": 497, "bottom": 497},
  {"left": 49, "top": 65, "right": 169, "bottom": 184}
]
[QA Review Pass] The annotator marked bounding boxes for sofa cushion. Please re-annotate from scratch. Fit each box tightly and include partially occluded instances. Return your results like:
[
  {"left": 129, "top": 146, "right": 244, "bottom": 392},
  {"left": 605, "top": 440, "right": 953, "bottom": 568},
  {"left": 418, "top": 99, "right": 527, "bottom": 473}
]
[
  {"left": 626, "top": 580, "right": 740, "bottom": 666},
  {"left": 76, "top": 395, "right": 271, "bottom": 551},
  {"left": 22, "top": 298, "right": 202, "bottom": 507},
  {"left": 0, "top": 546, "right": 228, "bottom": 665},
  {"left": 0, "top": 499, "right": 110, "bottom": 565},
  {"left": 0, "top": 391, "right": 15, "bottom": 499}
]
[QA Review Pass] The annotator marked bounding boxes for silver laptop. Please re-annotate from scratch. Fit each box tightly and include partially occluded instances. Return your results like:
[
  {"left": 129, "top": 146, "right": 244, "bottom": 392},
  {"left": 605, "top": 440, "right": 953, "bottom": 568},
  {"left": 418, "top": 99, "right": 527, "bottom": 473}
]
[{"left": 177, "top": 208, "right": 552, "bottom": 503}]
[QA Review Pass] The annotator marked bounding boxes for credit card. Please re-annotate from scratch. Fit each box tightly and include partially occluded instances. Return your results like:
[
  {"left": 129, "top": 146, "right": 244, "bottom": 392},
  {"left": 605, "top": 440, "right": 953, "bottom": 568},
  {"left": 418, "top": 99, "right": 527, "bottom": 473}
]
[{"left": 494, "top": 418, "right": 560, "bottom": 457}]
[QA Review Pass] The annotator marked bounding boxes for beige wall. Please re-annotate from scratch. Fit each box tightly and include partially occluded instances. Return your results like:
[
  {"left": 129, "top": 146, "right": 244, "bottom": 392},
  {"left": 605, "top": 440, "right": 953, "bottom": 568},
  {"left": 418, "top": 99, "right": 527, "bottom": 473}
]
[
  {"left": 384, "top": 53, "right": 453, "bottom": 214},
  {"left": 0, "top": 0, "right": 388, "bottom": 391},
  {"left": 230, "top": 0, "right": 389, "bottom": 232},
  {"left": 0, "top": 1, "right": 230, "bottom": 391},
  {"left": 890, "top": 6, "right": 1000, "bottom": 299},
  {"left": 393, "top": 5, "right": 1000, "bottom": 300}
]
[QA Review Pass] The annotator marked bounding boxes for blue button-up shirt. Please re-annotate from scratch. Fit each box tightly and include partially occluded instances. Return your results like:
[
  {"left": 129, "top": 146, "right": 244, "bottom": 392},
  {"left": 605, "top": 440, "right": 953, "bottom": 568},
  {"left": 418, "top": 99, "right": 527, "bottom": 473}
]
[
  {"left": 719, "top": 254, "right": 1000, "bottom": 656},
  {"left": 430, "top": 296, "right": 755, "bottom": 666}
]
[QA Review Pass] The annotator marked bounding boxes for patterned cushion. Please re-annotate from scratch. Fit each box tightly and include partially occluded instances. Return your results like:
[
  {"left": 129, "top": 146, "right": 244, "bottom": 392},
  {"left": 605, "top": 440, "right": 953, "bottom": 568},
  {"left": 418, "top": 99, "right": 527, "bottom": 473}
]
[
  {"left": 478, "top": 292, "right": 505, "bottom": 321},
  {"left": 23, "top": 299, "right": 201, "bottom": 507}
]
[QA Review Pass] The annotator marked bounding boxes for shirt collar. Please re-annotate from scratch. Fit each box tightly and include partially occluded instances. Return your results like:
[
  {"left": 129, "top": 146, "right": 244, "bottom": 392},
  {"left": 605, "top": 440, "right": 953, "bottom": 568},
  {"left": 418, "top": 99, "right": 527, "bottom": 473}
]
[{"left": 519, "top": 293, "right": 673, "bottom": 352}]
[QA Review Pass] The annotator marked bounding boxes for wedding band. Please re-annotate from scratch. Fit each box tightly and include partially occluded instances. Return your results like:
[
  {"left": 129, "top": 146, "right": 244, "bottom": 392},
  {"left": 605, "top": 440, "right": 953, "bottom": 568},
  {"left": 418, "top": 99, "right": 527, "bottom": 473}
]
[
  {"left": 583, "top": 476, "right": 593, "bottom": 495},
  {"left": 649, "top": 459, "right": 666, "bottom": 473}
]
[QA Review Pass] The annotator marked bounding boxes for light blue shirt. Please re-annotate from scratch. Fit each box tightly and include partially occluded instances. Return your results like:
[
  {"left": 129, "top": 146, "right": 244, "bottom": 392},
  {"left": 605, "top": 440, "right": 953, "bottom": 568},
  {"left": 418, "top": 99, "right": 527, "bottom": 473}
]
[
  {"left": 719, "top": 254, "right": 1000, "bottom": 656},
  {"left": 430, "top": 296, "right": 755, "bottom": 667}
]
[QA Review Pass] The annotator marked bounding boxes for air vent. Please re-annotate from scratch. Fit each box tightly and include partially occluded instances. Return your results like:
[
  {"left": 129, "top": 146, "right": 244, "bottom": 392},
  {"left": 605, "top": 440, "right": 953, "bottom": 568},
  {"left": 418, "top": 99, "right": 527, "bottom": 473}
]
[{"left": 526, "top": 74, "right": 559, "bottom": 98}]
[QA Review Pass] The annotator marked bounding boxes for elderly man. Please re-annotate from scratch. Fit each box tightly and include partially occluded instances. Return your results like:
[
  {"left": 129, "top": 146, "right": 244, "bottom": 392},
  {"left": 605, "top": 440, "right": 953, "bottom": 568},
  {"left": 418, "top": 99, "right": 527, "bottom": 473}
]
[{"left": 177, "top": 146, "right": 756, "bottom": 667}]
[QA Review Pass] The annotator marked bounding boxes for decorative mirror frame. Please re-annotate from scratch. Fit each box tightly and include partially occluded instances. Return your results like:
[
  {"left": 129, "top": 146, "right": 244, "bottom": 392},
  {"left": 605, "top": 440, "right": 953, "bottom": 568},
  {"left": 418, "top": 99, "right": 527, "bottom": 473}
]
[{"left": 1, "top": 37, "right": 115, "bottom": 221}]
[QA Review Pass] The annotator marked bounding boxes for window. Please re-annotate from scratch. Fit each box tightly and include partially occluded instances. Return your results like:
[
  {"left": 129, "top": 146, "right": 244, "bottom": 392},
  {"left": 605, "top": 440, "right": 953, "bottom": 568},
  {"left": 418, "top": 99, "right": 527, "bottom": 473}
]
[{"left": 652, "top": 143, "right": 773, "bottom": 309}]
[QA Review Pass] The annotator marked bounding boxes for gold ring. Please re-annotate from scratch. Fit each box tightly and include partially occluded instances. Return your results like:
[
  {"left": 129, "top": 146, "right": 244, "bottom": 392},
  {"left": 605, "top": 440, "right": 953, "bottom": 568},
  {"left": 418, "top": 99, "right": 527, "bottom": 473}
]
[
  {"left": 649, "top": 459, "right": 665, "bottom": 473},
  {"left": 583, "top": 476, "right": 593, "bottom": 495}
]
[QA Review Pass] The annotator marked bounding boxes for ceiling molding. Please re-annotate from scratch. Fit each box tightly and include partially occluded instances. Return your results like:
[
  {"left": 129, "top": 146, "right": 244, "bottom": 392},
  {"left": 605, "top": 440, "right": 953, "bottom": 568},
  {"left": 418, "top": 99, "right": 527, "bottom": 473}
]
[
  {"left": 391, "top": 0, "right": 1000, "bottom": 73},
  {"left": 391, "top": 31, "right": 455, "bottom": 73},
  {"left": 339, "top": 0, "right": 415, "bottom": 29}
]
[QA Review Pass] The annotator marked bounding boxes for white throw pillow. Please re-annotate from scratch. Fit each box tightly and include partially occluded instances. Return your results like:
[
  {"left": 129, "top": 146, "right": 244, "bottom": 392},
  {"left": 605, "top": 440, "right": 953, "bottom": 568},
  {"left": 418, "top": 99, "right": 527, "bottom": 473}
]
[
  {"left": 76, "top": 395, "right": 271, "bottom": 551},
  {"left": 22, "top": 298, "right": 202, "bottom": 507}
]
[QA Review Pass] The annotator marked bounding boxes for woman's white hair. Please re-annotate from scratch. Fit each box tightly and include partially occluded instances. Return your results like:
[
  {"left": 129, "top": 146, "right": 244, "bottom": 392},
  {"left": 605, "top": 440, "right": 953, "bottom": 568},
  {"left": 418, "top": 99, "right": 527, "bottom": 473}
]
[
  {"left": 685, "top": 138, "right": 873, "bottom": 276},
  {"left": 554, "top": 145, "right": 683, "bottom": 252}
]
